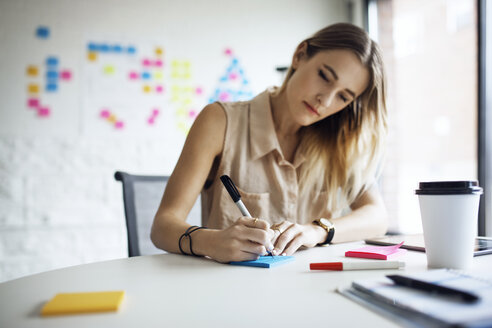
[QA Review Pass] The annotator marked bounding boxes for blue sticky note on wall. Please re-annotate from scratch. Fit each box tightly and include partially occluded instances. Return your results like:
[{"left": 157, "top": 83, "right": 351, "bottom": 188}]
[
  {"left": 36, "top": 26, "right": 50, "bottom": 39},
  {"left": 229, "top": 256, "right": 294, "bottom": 268},
  {"left": 46, "top": 83, "right": 58, "bottom": 92},
  {"left": 46, "top": 57, "right": 58, "bottom": 67}
]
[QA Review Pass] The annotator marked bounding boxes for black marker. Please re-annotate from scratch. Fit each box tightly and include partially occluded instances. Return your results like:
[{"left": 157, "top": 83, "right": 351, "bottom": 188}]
[
  {"left": 220, "top": 175, "right": 273, "bottom": 257},
  {"left": 220, "top": 175, "right": 252, "bottom": 218},
  {"left": 386, "top": 274, "right": 480, "bottom": 303}
]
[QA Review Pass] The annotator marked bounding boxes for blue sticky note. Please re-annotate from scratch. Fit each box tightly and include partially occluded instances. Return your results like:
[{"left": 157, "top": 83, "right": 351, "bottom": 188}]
[
  {"left": 46, "top": 56, "right": 58, "bottom": 67},
  {"left": 88, "top": 43, "right": 99, "bottom": 52},
  {"left": 46, "top": 83, "right": 58, "bottom": 92},
  {"left": 46, "top": 71, "right": 58, "bottom": 79},
  {"left": 229, "top": 256, "right": 294, "bottom": 268},
  {"left": 100, "top": 44, "right": 110, "bottom": 52},
  {"left": 141, "top": 72, "right": 151, "bottom": 79},
  {"left": 36, "top": 26, "right": 50, "bottom": 39},
  {"left": 112, "top": 45, "right": 123, "bottom": 53},
  {"left": 127, "top": 46, "right": 136, "bottom": 54}
]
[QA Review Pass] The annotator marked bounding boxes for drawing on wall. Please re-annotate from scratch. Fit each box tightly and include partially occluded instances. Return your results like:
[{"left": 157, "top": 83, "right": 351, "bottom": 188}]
[
  {"left": 147, "top": 108, "right": 160, "bottom": 125},
  {"left": 84, "top": 40, "right": 206, "bottom": 134},
  {"left": 24, "top": 26, "right": 254, "bottom": 135},
  {"left": 26, "top": 27, "right": 73, "bottom": 119},
  {"left": 100, "top": 108, "right": 124, "bottom": 129},
  {"left": 208, "top": 48, "right": 253, "bottom": 103}
]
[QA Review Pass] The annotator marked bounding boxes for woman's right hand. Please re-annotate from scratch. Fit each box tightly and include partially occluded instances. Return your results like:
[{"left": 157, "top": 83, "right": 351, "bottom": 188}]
[{"left": 207, "top": 217, "right": 275, "bottom": 263}]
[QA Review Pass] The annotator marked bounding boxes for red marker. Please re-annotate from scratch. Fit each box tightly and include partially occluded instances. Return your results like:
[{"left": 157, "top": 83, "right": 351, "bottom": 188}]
[{"left": 310, "top": 261, "right": 405, "bottom": 271}]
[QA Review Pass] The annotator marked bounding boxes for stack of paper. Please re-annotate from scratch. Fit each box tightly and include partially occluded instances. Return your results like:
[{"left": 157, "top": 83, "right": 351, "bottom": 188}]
[{"left": 338, "top": 269, "right": 492, "bottom": 327}]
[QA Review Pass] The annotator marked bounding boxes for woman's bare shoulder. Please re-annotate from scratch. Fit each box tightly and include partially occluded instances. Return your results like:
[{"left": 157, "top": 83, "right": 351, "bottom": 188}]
[{"left": 186, "top": 102, "right": 226, "bottom": 156}]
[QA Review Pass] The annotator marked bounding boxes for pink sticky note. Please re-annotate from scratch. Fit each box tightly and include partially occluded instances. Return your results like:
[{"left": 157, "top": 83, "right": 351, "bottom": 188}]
[
  {"left": 60, "top": 70, "right": 72, "bottom": 80},
  {"left": 129, "top": 71, "right": 139, "bottom": 80},
  {"left": 100, "top": 109, "right": 111, "bottom": 118},
  {"left": 345, "top": 242, "right": 407, "bottom": 260},
  {"left": 219, "top": 92, "right": 230, "bottom": 102},
  {"left": 229, "top": 73, "right": 238, "bottom": 80},
  {"left": 188, "top": 110, "right": 197, "bottom": 119},
  {"left": 28, "top": 98, "right": 39, "bottom": 108},
  {"left": 147, "top": 117, "right": 155, "bottom": 125},
  {"left": 37, "top": 107, "right": 50, "bottom": 117},
  {"left": 142, "top": 59, "right": 151, "bottom": 66},
  {"left": 155, "top": 60, "right": 163, "bottom": 67},
  {"left": 152, "top": 109, "right": 160, "bottom": 116},
  {"left": 224, "top": 48, "right": 233, "bottom": 56},
  {"left": 115, "top": 121, "right": 124, "bottom": 129},
  {"left": 195, "top": 87, "right": 203, "bottom": 95},
  {"left": 155, "top": 85, "right": 164, "bottom": 93}
]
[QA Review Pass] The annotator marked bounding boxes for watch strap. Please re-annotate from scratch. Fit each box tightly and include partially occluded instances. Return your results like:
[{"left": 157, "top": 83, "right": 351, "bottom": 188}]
[{"left": 313, "top": 218, "right": 335, "bottom": 245}]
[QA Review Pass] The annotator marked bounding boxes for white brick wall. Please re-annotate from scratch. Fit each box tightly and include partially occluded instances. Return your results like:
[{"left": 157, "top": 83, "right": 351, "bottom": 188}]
[
  {"left": 0, "top": 136, "right": 181, "bottom": 282},
  {"left": 0, "top": 0, "right": 350, "bottom": 283}
]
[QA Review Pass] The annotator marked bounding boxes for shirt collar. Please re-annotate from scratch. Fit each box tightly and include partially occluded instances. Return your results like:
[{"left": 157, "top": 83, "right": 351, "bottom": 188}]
[
  {"left": 249, "top": 88, "right": 306, "bottom": 168},
  {"left": 249, "top": 88, "right": 278, "bottom": 160}
]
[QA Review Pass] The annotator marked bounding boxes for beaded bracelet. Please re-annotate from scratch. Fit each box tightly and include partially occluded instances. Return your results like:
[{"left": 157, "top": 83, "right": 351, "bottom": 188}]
[{"left": 178, "top": 226, "right": 207, "bottom": 256}]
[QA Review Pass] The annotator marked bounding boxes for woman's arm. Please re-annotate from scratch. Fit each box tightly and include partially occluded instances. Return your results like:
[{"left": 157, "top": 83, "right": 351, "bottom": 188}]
[
  {"left": 150, "top": 103, "right": 274, "bottom": 262},
  {"left": 271, "top": 184, "right": 388, "bottom": 255},
  {"left": 330, "top": 183, "right": 388, "bottom": 243}
]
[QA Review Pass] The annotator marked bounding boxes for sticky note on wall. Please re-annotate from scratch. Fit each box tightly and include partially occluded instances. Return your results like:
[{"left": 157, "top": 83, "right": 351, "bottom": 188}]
[{"left": 26, "top": 65, "right": 39, "bottom": 77}]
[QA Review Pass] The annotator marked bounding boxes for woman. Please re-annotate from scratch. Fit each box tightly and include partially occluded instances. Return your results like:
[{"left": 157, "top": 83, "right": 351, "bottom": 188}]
[{"left": 151, "top": 23, "right": 388, "bottom": 263}]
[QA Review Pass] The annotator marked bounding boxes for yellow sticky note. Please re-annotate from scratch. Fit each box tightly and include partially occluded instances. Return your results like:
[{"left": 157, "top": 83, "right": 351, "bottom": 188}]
[
  {"left": 155, "top": 47, "right": 163, "bottom": 56},
  {"left": 26, "top": 65, "right": 39, "bottom": 77},
  {"left": 40, "top": 291, "right": 125, "bottom": 316},
  {"left": 143, "top": 85, "right": 151, "bottom": 93},
  {"left": 28, "top": 84, "right": 40, "bottom": 94},
  {"left": 87, "top": 52, "right": 98, "bottom": 62},
  {"left": 108, "top": 114, "right": 117, "bottom": 123},
  {"left": 104, "top": 65, "right": 115, "bottom": 75}
]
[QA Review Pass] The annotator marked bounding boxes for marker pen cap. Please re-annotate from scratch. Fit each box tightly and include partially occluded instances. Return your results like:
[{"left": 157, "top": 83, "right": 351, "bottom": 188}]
[{"left": 310, "top": 262, "right": 343, "bottom": 270}]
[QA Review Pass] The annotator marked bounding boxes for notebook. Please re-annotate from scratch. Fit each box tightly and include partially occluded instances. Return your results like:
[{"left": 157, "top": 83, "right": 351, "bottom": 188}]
[
  {"left": 229, "top": 256, "right": 294, "bottom": 268},
  {"left": 40, "top": 291, "right": 125, "bottom": 316},
  {"left": 338, "top": 270, "right": 492, "bottom": 327}
]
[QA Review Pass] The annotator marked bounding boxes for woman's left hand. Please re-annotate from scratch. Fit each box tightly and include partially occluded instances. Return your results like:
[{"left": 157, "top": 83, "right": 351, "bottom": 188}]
[{"left": 270, "top": 221, "right": 323, "bottom": 256}]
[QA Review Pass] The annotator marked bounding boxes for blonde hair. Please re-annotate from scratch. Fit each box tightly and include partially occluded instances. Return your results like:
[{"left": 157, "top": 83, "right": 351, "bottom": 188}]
[{"left": 276, "top": 23, "right": 388, "bottom": 217}]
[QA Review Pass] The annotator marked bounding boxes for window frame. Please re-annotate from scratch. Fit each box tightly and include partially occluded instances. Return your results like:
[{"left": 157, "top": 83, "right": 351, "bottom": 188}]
[{"left": 364, "top": 0, "right": 489, "bottom": 236}]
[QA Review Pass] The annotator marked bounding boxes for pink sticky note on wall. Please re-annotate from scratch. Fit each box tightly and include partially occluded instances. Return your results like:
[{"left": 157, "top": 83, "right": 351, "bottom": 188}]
[
  {"left": 37, "top": 107, "right": 50, "bottom": 117},
  {"left": 28, "top": 98, "right": 39, "bottom": 108},
  {"left": 345, "top": 242, "right": 407, "bottom": 260},
  {"left": 60, "top": 70, "right": 72, "bottom": 80}
]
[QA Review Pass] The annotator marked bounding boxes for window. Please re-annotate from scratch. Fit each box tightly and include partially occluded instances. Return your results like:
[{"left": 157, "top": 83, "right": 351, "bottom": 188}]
[{"left": 367, "top": 0, "right": 479, "bottom": 233}]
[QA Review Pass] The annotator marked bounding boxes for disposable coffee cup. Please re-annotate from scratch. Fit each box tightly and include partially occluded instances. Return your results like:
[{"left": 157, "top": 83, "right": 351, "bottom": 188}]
[{"left": 415, "top": 181, "right": 482, "bottom": 270}]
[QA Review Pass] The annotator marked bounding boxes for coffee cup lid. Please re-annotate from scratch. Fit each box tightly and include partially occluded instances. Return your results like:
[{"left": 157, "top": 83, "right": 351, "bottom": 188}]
[{"left": 415, "top": 181, "right": 483, "bottom": 195}]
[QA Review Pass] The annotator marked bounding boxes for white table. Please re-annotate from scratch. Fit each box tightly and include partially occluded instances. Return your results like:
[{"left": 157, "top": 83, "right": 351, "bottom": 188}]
[{"left": 1, "top": 241, "right": 491, "bottom": 328}]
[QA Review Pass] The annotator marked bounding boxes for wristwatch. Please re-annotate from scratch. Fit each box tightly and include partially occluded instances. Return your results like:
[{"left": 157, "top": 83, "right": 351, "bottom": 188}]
[{"left": 312, "top": 218, "right": 335, "bottom": 245}]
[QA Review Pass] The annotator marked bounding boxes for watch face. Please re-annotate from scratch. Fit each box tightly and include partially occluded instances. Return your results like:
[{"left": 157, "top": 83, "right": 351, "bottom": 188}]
[{"left": 320, "top": 218, "right": 333, "bottom": 228}]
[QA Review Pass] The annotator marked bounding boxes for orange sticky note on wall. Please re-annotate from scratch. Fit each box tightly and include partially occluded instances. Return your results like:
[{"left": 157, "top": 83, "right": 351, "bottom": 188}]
[
  {"left": 40, "top": 291, "right": 125, "bottom": 316},
  {"left": 28, "top": 84, "right": 40, "bottom": 94},
  {"left": 26, "top": 65, "right": 39, "bottom": 76}
]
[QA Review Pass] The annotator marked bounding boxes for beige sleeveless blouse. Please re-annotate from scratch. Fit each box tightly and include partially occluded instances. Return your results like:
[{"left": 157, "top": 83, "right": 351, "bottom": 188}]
[{"left": 201, "top": 88, "right": 332, "bottom": 229}]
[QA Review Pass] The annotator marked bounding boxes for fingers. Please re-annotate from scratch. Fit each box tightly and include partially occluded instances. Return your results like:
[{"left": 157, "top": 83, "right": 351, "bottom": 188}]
[
  {"left": 240, "top": 242, "right": 270, "bottom": 257},
  {"left": 273, "top": 222, "right": 302, "bottom": 256},
  {"left": 232, "top": 217, "right": 274, "bottom": 252},
  {"left": 241, "top": 217, "right": 270, "bottom": 230},
  {"left": 282, "top": 235, "right": 304, "bottom": 256}
]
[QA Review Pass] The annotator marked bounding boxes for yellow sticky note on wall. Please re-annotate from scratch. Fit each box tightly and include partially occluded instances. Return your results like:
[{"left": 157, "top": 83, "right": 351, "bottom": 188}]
[{"left": 40, "top": 291, "right": 125, "bottom": 316}]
